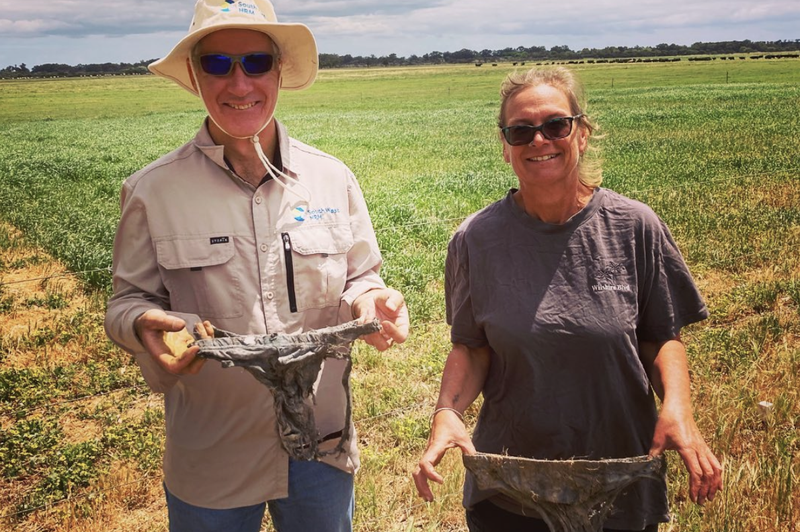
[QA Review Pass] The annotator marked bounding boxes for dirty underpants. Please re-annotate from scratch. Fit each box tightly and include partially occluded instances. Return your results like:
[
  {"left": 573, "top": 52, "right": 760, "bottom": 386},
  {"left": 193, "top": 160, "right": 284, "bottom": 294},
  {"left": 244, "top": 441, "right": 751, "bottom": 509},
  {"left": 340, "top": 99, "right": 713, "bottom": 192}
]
[
  {"left": 192, "top": 319, "right": 382, "bottom": 461},
  {"left": 463, "top": 452, "right": 665, "bottom": 532}
]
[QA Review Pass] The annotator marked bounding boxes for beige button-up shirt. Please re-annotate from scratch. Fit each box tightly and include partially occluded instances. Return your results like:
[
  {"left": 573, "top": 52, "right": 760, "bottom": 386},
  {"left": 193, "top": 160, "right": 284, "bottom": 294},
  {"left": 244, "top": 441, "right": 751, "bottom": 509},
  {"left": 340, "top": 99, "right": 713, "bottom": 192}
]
[{"left": 105, "top": 120, "right": 385, "bottom": 509}]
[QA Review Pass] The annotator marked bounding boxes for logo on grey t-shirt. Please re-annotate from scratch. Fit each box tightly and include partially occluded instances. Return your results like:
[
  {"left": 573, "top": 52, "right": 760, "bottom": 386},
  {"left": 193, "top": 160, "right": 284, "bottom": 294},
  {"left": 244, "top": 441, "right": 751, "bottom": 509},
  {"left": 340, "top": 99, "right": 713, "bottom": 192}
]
[{"left": 592, "top": 262, "right": 632, "bottom": 292}]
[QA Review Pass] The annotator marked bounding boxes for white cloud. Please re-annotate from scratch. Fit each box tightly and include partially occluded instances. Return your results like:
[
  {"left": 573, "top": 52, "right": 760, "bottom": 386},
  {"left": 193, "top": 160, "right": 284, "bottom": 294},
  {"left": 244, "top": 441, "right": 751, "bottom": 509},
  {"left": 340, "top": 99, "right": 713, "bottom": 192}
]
[{"left": 0, "top": 0, "right": 797, "bottom": 66}]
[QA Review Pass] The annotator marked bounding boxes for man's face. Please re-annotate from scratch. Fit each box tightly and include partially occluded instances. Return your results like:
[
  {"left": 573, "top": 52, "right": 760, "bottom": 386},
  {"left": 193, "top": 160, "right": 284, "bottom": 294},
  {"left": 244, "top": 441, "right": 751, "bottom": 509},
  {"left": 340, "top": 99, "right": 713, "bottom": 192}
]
[{"left": 194, "top": 29, "right": 280, "bottom": 140}]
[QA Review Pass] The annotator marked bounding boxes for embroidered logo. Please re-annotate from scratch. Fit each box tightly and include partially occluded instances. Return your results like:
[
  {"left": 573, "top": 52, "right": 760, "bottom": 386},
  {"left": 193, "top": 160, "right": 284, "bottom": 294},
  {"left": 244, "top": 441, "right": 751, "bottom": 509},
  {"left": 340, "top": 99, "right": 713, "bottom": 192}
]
[
  {"left": 592, "top": 262, "right": 632, "bottom": 292},
  {"left": 219, "top": 0, "right": 260, "bottom": 17},
  {"left": 292, "top": 206, "right": 341, "bottom": 223},
  {"left": 210, "top": 236, "right": 230, "bottom": 245}
]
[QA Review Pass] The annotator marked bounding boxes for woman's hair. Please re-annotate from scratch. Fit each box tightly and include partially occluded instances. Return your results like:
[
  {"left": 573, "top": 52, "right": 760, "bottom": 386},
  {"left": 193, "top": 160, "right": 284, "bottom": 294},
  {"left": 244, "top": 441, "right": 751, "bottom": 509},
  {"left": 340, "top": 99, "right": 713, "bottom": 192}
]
[{"left": 498, "top": 67, "right": 603, "bottom": 188}]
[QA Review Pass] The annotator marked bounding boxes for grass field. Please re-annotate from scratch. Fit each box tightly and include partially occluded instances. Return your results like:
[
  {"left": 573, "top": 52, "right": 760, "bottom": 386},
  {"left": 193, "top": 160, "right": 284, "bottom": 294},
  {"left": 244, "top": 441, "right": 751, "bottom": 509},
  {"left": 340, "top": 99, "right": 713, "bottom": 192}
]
[{"left": 0, "top": 56, "right": 798, "bottom": 531}]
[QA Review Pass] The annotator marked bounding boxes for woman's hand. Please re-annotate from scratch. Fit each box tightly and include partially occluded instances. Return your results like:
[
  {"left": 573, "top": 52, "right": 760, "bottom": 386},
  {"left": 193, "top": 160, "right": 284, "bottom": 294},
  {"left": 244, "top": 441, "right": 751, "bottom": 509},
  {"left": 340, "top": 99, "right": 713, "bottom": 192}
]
[{"left": 413, "top": 408, "right": 476, "bottom": 502}]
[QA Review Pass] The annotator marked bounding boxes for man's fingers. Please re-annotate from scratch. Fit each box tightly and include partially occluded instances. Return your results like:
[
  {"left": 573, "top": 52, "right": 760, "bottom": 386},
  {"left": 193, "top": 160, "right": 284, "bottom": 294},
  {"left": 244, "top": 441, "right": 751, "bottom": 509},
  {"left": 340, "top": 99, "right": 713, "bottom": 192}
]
[
  {"left": 138, "top": 310, "right": 186, "bottom": 334},
  {"left": 383, "top": 288, "right": 405, "bottom": 313},
  {"left": 363, "top": 331, "right": 392, "bottom": 351},
  {"left": 195, "top": 320, "right": 214, "bottom": 339},
  {"left": 381, "top": 319, "right": 408, "bottom": 345}
]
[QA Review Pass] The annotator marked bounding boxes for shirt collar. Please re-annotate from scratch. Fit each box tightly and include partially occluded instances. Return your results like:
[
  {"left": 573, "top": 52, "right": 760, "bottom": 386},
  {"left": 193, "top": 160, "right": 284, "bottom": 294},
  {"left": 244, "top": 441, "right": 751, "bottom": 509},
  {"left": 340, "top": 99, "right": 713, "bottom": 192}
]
[{"left": 194, "top": 118, "right": 294, "bottom": 177}]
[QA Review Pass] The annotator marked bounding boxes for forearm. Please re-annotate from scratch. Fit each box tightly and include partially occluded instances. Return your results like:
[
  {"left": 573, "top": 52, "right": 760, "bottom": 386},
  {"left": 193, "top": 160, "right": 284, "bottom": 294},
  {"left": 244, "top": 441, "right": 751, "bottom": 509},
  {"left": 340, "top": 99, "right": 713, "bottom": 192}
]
[
  {"left": 435, "top": 343, "right": 491, "bottom": 413},
  {"left": 642, "top": 336, "right": 724, "bottom": 503},
  {"left": 641, "top": 336, "right": 694, "bottom": 415},
  {"left": 339, "top": 173, "right": 385, "bottom": 321}
]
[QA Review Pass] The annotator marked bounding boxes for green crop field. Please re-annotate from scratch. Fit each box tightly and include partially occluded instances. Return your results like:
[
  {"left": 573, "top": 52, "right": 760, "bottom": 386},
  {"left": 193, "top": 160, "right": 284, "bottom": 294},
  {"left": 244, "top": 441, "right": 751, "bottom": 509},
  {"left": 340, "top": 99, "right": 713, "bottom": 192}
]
[{"left": 0, "top": 57, "right": 798, "bottom": 531}]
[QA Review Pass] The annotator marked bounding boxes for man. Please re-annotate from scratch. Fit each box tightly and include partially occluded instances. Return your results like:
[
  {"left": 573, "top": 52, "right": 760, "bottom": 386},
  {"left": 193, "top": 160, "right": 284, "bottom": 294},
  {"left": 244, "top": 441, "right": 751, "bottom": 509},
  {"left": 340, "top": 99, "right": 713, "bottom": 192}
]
[{"left": 104, "top": 1, "right": 408, "bottom": 531}]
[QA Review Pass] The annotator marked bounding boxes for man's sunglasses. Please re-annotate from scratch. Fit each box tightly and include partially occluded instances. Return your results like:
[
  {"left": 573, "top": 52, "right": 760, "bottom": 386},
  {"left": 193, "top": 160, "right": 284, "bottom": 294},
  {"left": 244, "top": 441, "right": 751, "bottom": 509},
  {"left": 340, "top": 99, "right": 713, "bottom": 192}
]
[
  {"left": 198, "top": 53, "right": 275, "bottom": 76},
  {"left": 500, "top": 114, "right": 583, "bottom": 146}
]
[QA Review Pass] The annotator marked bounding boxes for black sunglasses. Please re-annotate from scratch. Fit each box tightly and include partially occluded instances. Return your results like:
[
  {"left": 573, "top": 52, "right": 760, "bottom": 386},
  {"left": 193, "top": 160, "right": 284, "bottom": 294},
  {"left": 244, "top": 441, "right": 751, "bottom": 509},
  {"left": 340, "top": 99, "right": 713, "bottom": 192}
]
[
  {"left": 198, "top": 53, "right": 275, "bottom": 76},
  {"left": 500, "top": 114, "right": 583, "bottom": 146}
]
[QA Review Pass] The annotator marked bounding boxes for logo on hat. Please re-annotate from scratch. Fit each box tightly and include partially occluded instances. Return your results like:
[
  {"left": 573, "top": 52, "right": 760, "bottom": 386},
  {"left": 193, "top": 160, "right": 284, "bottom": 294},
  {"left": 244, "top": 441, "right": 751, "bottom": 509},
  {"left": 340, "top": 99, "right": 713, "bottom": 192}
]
[
  {"left": 220, "top": 0, "right": 235, "bottom": 11},
  {"left": 294, "top": 207, "right": 306, "bottom": 222}
]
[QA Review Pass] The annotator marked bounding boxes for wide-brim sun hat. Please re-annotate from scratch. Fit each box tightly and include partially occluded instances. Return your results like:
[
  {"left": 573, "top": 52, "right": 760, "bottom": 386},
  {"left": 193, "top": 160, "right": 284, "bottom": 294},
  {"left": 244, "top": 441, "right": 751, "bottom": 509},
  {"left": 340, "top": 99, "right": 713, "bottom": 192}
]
[{"left": 149, "top": 0, "right": 318, "bottom": 96}]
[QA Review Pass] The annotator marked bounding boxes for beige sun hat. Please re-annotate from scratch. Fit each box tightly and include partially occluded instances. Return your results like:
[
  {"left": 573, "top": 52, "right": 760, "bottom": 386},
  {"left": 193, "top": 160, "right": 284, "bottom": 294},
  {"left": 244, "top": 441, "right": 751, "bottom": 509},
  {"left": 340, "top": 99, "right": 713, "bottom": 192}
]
[{"left": 149, "top": 0, "right": 318, "bottom": 96}]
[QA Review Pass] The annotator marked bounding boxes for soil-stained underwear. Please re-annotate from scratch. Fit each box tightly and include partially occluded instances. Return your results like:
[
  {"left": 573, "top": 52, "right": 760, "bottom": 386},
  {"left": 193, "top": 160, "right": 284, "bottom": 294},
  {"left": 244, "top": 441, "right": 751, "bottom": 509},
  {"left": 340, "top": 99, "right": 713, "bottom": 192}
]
[
  {"left": 193, "top": 319, "right": 382, "bottom": 461},
  {"left": 463, "top": 453, "right": 665, "bottom": 532}
]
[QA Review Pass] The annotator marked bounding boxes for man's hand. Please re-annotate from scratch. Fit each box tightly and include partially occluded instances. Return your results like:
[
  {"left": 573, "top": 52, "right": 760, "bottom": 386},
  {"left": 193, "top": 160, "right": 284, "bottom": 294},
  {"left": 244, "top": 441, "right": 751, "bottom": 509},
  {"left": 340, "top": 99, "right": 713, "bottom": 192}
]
[
  {"left": 135, "top": 309, "right": 212, "bottom": 375},
  {"left": 351, "top": 288, "right": 409, "bottom": 351}
]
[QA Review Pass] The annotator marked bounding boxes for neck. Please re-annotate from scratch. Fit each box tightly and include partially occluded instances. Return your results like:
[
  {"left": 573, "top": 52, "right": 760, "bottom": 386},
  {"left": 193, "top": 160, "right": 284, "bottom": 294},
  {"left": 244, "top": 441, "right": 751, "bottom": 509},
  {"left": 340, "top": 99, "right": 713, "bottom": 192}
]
[
  {"left": 514, "top": 179, "right": 594, "bottom": 225},
  {"left": 209, "top": 119, "right": 278, "bottom": 186}
]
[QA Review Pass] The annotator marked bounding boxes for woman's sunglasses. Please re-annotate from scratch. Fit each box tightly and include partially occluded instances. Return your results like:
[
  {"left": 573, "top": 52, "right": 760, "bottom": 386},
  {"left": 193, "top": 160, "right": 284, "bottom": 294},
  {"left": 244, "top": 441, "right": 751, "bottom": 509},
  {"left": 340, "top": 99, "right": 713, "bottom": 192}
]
[
  {"left": 500, "top": 114, "right": 583, "bottom": 146},
  {"left": 198, "top": 53, "right": 275, "bottom": 76}
]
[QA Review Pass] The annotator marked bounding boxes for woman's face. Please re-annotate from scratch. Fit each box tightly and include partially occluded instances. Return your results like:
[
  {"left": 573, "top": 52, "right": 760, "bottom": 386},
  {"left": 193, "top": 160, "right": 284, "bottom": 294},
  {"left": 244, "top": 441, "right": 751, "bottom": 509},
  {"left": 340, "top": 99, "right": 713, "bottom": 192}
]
[{"left": 501, "top": 84, "right": 588, "bottom": 189}]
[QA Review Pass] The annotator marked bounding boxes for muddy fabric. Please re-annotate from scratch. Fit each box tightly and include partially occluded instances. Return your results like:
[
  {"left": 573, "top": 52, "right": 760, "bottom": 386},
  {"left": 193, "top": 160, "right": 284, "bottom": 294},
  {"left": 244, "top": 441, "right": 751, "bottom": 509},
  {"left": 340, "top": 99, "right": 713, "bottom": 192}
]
[
  {"left": 447, "top": 188, "right": 708, "bottom": 528},
  {"left": 463, "top": 453, "right": 665, "bottom": 532},
  {"left": 193, "top": 320, "right": 381, "bottom": 460}
]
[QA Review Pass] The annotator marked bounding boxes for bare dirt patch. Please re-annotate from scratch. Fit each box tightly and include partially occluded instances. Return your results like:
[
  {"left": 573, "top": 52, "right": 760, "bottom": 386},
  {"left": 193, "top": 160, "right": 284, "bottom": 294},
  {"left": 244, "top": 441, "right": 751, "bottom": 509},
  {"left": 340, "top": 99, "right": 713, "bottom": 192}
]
[{"left": 0, "top": 223, "right": 93, "bottom": 369}]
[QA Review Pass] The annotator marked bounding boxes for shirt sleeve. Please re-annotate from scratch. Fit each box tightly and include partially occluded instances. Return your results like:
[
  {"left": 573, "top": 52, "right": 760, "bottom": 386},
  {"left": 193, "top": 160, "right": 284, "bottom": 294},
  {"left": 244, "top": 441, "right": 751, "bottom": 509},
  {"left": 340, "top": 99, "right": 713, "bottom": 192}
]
[
  {"left": 445, "top": 228, "right": 488, "bottom": 348},
  {"left": 103, "top": 180, "right": 191, "bottom": 392},
  {"left": 338, "top": 169, "right": 386, "bottom": 322},
  {"left": 636, "top": 217, "right": 709, "bottom": 342}
]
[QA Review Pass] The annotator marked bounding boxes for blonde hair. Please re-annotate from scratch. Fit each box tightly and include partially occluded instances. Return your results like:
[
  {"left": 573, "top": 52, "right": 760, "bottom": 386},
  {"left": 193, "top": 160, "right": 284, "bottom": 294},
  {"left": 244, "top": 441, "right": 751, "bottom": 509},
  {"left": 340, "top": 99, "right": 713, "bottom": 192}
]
[{"left": 498, "top": 67, "right": 603, "bottom": 188}]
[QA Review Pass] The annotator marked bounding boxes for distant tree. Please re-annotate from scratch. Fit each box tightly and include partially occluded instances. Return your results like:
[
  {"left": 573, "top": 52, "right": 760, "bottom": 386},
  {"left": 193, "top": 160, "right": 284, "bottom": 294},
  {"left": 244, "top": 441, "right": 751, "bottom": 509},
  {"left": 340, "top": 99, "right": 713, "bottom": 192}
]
[
  {"left": 319, "top": 53, "right": 341, "bottom": 68},
  {"left": 2, "top": 38, "right": 799, "bottom": 79},
  {"left": 549, "top": 45, "right": 576, "bottom": 59},
  {"left": 423, "top": 51, "right": 444, "bottom": 64}
]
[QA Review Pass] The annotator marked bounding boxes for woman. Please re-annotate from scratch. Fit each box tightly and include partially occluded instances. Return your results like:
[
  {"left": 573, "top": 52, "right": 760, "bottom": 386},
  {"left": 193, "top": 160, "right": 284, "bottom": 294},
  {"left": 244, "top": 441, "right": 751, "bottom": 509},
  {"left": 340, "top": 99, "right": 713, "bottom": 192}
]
[{"left": 412, "top": 67, "right": 722, "bottom": 532}]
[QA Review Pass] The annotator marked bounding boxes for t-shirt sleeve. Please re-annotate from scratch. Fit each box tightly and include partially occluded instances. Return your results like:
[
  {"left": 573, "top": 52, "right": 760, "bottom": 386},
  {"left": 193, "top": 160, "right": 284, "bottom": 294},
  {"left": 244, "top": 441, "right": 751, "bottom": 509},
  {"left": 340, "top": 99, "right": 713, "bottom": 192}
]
[
  {"left": 445, "top": 229, "right": 488, "bottom": 348},
  {"left": 636, "top": 217, "right": 709, "bottom": 342}
]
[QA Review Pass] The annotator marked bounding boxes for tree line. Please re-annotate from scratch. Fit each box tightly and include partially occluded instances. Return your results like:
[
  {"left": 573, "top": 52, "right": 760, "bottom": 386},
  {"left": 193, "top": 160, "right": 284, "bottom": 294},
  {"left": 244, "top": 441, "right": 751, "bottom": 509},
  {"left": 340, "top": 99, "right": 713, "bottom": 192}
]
[{"left": 2, "top": 39, "right": 798, "bottom": 79}]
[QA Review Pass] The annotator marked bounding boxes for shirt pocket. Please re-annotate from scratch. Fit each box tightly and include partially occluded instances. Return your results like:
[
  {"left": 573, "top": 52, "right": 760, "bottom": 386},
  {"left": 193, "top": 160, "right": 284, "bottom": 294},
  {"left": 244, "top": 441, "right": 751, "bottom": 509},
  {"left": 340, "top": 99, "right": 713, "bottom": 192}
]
[
  {"left": 284, "top": 224, "right": 353, "bottom": 312},
  {"left": 154, "top": 236, "right": 244, "bottom": 320}
]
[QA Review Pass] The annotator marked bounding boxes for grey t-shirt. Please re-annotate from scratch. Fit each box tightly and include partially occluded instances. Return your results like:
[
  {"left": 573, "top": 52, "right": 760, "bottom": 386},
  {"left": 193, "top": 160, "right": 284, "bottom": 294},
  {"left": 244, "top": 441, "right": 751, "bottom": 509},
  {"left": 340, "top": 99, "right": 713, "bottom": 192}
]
[{"left": 447, "top": 188, "right": 708, "bottom": 529}]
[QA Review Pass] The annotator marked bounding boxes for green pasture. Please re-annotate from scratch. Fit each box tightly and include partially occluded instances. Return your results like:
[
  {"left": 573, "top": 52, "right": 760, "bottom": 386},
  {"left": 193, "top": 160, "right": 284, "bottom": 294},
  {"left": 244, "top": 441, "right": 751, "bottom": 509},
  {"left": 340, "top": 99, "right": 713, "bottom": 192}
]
[
  {"left": 0, "top": 57, "right": 799, "bottom": 530},
  {"left": 0, "top": 58, "right": 798, "bottom": 319}
]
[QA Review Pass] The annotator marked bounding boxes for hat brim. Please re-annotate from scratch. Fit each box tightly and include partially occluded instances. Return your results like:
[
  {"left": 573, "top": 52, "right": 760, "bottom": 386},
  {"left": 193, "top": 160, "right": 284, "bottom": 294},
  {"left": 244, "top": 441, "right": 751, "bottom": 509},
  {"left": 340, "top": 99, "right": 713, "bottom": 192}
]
[{"left": 149, "top": 22, "right": 318, "bottom": 95}]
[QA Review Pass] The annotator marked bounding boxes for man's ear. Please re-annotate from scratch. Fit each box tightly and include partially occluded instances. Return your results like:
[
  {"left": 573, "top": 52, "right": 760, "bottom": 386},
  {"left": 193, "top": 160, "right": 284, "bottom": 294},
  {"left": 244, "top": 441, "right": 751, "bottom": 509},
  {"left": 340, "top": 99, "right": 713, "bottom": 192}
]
[{"left": 186, "top": 58, "right": 198, "bottom": 92}]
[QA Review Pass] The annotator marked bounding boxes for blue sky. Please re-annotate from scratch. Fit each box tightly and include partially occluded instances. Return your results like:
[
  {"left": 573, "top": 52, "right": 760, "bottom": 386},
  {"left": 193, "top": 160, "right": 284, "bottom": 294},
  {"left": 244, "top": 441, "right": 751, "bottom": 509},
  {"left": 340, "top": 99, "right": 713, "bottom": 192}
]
[{"left": 1, "top": 0, "right": 798, "bottom": 68}]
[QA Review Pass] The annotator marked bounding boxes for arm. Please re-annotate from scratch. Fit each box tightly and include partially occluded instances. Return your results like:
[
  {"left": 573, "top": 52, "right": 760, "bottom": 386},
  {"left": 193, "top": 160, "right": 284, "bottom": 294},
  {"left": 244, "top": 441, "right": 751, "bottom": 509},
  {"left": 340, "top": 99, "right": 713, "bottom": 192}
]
[
  {"left": 339, "top": 169, "right": 408, "bottom": 350},
  {"left": 104, "top": 181, "right": 204, "bottom": 389},
  {"left": 641, "top": 335, "right": 723, "bottom": 505},
  {"left": 413, "top": 342, "right": 491, "bottom": 501}
]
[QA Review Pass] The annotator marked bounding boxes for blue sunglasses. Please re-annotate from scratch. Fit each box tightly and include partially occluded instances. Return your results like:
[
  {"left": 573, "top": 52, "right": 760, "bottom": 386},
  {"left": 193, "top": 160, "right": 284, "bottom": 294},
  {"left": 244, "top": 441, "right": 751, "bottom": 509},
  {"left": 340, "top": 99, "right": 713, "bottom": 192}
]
[{"left": 199, "top": 53, "right": 275, "bottom": 76}]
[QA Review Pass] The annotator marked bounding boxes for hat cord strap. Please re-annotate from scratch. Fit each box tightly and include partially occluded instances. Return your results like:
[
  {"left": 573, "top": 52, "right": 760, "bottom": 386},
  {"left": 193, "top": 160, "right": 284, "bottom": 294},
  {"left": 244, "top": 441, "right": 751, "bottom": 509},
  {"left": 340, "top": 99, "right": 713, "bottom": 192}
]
[{"left": 251, "top": 135, "right": 312, "bottom": 207}]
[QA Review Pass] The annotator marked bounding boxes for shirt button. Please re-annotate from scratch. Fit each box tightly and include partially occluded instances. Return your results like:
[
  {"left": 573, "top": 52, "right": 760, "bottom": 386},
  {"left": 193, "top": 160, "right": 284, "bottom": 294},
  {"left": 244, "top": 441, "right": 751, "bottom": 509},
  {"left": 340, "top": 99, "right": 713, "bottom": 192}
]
[
  {"left": 266, "top": 291, "right": 274, "bottom": 300},
  {"left": 255, "top": 196, "right": 262, "bottom": 204},
  {"left": 260, "top": 244, "right": 268, "bottom": 252}
]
